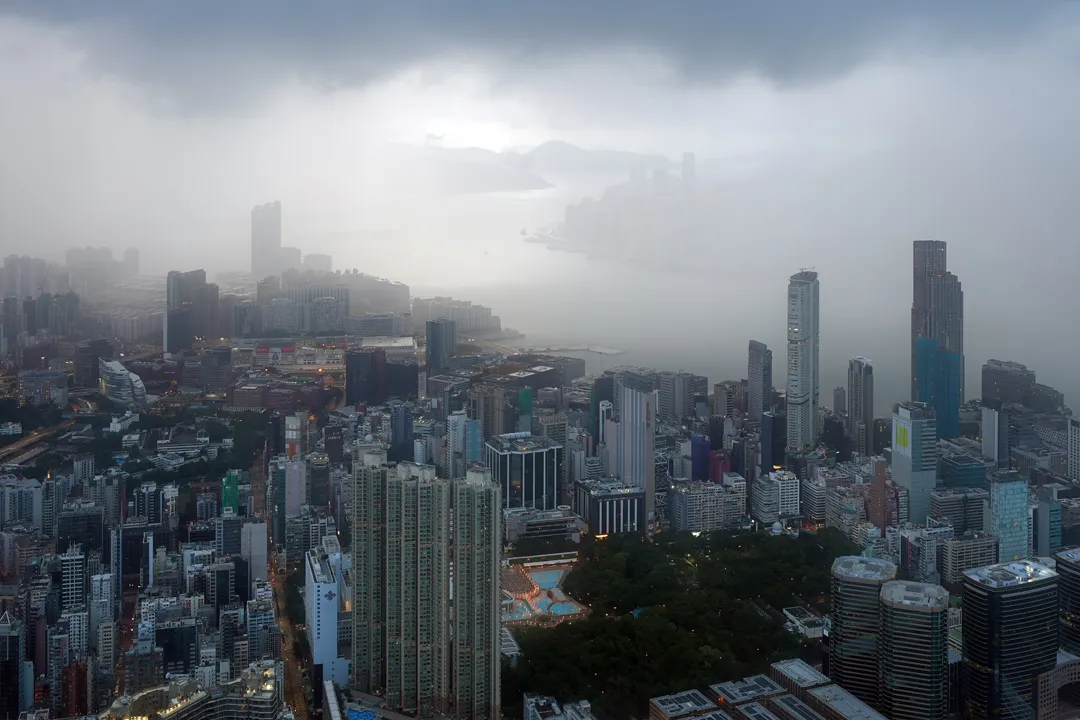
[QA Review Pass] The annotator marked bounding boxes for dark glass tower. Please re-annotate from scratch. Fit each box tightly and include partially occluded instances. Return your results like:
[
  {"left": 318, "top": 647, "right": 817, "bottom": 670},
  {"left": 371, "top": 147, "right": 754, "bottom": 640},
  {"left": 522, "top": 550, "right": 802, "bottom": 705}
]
[
  {"left": 425, "top": 318, "right": 456, "bottom": 374},
  {"left": 962, "top": 560, "right": 1058, "bottom": 719},
  {"left": 346, "top": 347, "right": 387, "bottom": 406},
  {"left": 1055, "top": 548, "right": 1080, "bottom": 655},
  {"left": 878, "top": 581, "right": 950, "bottom": 720},
  {"left": 910, "top": 240, "right": 963, "bottom": 436},
  {"left": 747, "top": 340, "right": 773, "bottom": 422},
  {"left": 828, "top": 556, "right": 897, "bottom": 709}
]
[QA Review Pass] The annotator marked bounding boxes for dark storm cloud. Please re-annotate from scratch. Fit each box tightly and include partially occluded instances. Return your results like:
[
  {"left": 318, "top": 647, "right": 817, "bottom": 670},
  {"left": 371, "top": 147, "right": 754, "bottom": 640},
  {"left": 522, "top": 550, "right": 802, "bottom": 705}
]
[{"left": 6, "top": 0, "right": 1068, "bottom": 108}]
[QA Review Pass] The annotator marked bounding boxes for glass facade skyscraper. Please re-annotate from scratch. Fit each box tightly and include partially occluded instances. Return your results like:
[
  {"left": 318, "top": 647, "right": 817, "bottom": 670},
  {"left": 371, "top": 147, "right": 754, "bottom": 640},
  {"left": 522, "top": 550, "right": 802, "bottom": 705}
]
[
  {"left": 988, "top": 471, "right": 1029, "bottom": 562},
  {"left": 914, "top": 337, "right": 961, "bottom": 438},
  {"left": 1055, "top": 548, "right": 1080, "bottom": 655},
  {"left": 910, "top": 240, "right": 964, "bottom": 436},
  {"left": 828, "top": 556, "right": 897, "bottom": 709},
  {"left": 962, "top": 561, "right": 1058, "bottom": 719},
  {"left": 425, "top": 318, "right": 456, "bottom": 374},
  {"left": 878, "top": 581, "right": 950, "bottom": 720}
]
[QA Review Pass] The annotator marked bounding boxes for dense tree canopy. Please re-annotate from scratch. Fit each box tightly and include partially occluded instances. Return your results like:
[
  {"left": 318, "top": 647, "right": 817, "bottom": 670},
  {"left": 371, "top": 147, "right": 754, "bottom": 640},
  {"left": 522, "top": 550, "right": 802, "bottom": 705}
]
[{"left": 503, "top": 529, "right": 857, "bottom": 719}]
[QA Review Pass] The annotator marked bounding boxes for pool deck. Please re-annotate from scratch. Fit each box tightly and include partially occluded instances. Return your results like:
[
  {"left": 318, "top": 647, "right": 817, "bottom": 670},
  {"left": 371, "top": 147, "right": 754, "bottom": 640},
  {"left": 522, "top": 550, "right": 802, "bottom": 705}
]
[{"left": 502, "top": 562, "right": 587, "bottom": 624}]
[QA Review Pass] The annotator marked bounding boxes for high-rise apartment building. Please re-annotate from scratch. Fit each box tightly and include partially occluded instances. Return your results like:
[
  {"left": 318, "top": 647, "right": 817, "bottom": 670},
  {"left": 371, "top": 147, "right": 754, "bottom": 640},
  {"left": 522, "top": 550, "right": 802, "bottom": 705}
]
[
  {"left": 425, "top": 318, "right": 456, "bottom": 374},
  {"left": 877, "top": 581, "right": 949, "bottom": 720},
  {"left": 747, "top": 341, "right": 773, "bottom": 422},
  {"left": 60, "top": 545, "right": 87, "bottom": 613},
  {"left": 251, "top": 201, "right": 282, "bottom": 280},
  {"left": 962, "top": 560, "right": 1058, "bottom": 719},
  {"left": 828, "top": 556, "right": 897, "bottom": 708},
  {"left": 451, "top": 468, "right": 502, "bottom": 719},
  {"left": 910, "top": 241, "right": 963, "bottom": 437},
  {"left": 786, "top": 271, "right": 820, "bottom": 451},
  {"left": 891, "top": 402, "right": 938, "bottom": 524},
  {"left": 351, "top": 451, "right": 501, "bottom": 719},
  {"left": 988, "top": 471, "right": 1029, "bottom": 563},
  {"left": 847, "top": 357, "right": 874, "bottom": 458},
  {"left": 617, "top": 384, "right": 657, "bottom": 530}
]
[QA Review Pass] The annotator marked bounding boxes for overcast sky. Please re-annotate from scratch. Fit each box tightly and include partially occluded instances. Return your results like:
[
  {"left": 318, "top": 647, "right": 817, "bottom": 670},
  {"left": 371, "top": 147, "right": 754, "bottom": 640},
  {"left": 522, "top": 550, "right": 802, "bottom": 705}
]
[{"left": 1, "top": 2, "right": 1079, "bottom": 402}]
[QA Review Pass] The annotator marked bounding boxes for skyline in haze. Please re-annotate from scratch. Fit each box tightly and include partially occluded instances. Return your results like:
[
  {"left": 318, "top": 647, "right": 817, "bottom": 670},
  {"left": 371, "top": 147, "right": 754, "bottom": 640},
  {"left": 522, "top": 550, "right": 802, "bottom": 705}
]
[{"left": 1, "top": 2, "right": 1077, "bottom": 411}]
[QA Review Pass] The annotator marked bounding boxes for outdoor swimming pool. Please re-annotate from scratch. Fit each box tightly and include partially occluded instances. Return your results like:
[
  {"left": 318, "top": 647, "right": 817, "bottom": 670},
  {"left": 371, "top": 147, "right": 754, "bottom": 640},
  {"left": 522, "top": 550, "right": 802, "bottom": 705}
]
[
  {"left": 501, "top": 562, "right": 588, "bottom": 623},
  {"left": 530, "top": 569, "right": 564, "bottom": 589}
]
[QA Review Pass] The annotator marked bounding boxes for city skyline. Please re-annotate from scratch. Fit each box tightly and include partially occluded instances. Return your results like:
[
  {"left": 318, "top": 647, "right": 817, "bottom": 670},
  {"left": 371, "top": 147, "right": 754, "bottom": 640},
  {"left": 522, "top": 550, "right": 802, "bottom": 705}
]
[{"left": 2, "top": 3, "right": 1080, "bottom": 718}]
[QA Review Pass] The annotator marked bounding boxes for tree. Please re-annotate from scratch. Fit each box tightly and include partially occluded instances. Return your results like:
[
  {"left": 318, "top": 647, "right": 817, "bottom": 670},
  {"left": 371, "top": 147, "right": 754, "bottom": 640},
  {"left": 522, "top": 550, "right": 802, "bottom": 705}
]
[{"left": 503, "top": 529, "right": 855, "bottom": 719}]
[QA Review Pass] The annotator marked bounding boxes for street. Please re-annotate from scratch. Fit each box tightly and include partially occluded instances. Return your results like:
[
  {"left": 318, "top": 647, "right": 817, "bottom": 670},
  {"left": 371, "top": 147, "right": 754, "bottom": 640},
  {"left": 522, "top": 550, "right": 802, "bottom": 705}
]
[{"left": 272, "top": 557, "right": 310, "bottom": 720}]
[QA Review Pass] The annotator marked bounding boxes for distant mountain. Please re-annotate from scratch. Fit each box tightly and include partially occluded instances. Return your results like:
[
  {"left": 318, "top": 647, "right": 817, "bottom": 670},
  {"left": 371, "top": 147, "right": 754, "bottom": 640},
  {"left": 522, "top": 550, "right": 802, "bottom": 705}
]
[
  {"left": 383, "top": 141, "right": 671, "bottom": 196},
  {"left": 385, "top": 143, "right": 552, "bottom": 195},
  {"left": 513, "top": 141, "right": 672, "bottom": 178}
]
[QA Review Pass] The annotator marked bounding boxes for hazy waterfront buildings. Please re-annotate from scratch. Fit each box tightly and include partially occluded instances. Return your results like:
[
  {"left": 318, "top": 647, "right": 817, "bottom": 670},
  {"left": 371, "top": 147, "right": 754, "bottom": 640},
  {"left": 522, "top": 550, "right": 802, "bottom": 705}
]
[
  {"left": 786, "top": 271, "right": 820, "bottom": 451},
  {"left": 251, "top": 201, "right": 282, "bottom": 280}
]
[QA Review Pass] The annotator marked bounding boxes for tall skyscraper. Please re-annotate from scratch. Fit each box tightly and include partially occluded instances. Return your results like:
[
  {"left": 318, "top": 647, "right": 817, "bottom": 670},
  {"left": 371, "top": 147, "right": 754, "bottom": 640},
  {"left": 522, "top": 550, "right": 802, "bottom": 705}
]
[
  {"left": 786, "top": 271, "right": 820, "bottom": 451},
  {"left": 962, "top": 560, "right": 1058, "bottom": 719},
  {"left": 0, "top": 611, "right": 28, "bottom": 718},
  {"left": 426, "top": 318, "right": 457, "bottom": 374},
  {"left": 345, "top": 347, "right": 388, "bottom": 407},
  {"left": 891, "top": 402, "right": 938, "bottom": 524},
  {"left": 747, "top": 340, "right": 773, "bottom": 422},
  {"left": 351, "top": 451, "right": 501, "bottom": 719},
  {"left": 846, "top": 357, "right": 874, "bottom": 458},
  {"left": 251, "top": 201, "right": 282, "bottom": 281},
  {"left": 828, "top": 556, "right": 897, "bottom": 708},
  {"left": 618, "top": 384, "right": 657, "bottom": 531},
  {"left": 910, "top": 240, "right": 964, "bottom": 437},
  {"left": 352, "top": 450, "right": 389, "bottom": 695},
  {"left": 988, "top": 471, "right": 1029, "bottom": 562},
  {"left": 1055, "top": 547, "right": 1080, "bottom": 655},
  {"left": 451, "top": 468, "right": 502, "bottom": 719},
  {"left": 877, "top": 581, "right": 949, "bottom": 720},
  {"left": 381, "top": 462, "right": 448, "bottom": 716}
]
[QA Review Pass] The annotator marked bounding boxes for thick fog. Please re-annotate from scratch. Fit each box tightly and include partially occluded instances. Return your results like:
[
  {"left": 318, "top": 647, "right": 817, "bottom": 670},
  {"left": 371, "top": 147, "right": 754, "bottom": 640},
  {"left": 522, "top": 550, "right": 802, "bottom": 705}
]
[{"left": 1, "top": 3, "right": 1079, "bottom": 412}]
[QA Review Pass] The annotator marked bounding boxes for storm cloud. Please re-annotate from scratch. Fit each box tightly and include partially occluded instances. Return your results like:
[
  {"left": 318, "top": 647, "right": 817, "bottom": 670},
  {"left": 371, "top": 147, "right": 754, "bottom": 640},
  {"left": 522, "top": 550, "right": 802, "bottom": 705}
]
[{"left": 7, "top": 1, "right": 1071, "bottom": 109}]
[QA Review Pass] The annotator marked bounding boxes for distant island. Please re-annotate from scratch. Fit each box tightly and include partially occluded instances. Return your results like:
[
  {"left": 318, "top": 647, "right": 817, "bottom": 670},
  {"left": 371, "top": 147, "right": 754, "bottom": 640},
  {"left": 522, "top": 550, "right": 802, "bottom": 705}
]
[
  {"left": 523, "top": 155, "right": 705, "bottom": 267},
  {"left": 384, "top": 140, "right": 672, "bottom": 196}
]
